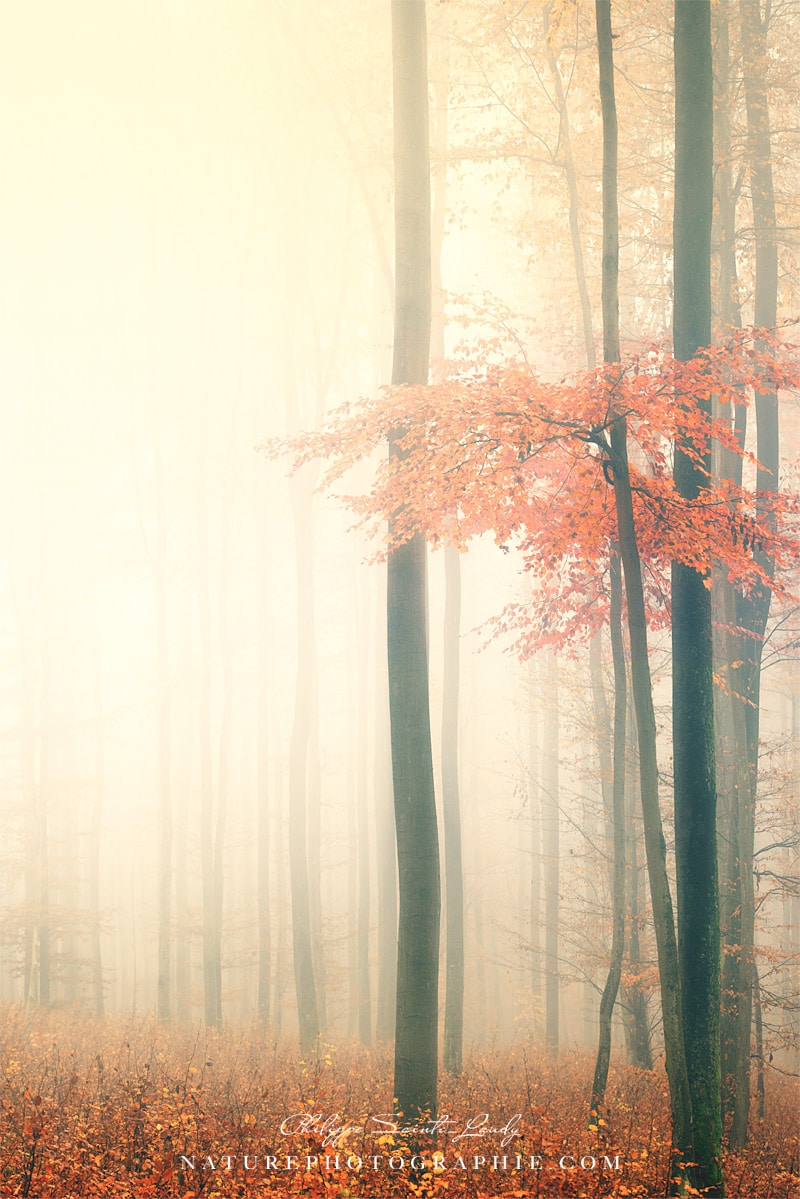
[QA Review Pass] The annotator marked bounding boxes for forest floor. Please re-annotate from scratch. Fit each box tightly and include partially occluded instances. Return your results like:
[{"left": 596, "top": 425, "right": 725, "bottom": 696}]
[{"left": 0, "top": 1005, "right": 797, "bottom": 1198}]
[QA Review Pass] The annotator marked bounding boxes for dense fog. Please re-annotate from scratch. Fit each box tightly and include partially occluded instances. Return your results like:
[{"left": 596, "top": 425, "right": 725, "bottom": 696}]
[{"left": 0, "top": 0, "right": 797, "bottom": 1087}]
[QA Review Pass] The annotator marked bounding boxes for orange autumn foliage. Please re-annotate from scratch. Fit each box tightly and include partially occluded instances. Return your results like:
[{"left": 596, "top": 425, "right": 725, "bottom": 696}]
[
  {"left": 1, "top": 1006, "right": 798, "bottom": 1198},
  {"left": 268, "top": 328, "right": 800, "bottom": 654}
]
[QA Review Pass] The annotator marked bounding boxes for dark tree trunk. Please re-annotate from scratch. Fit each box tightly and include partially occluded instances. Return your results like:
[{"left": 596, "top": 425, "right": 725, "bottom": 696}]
[
  {"left": 673, "top": 4, "right": 724, "bottom": 1192},
  {"left": 389, "top": 0, "right": 440, "bottom": 1124},
  {"left": 374, "top": 579, "right": 397, "bottom": 1043}
]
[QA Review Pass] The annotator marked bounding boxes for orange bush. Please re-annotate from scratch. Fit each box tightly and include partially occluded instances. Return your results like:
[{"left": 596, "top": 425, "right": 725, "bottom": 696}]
[{"left": 0, "top": 1005, "right": 797, "bottom": 1198}]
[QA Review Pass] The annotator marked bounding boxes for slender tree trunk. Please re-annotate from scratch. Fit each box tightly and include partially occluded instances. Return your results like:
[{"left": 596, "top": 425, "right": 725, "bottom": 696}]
[
  {"left": 375, "top": 575, "right": 397, "bottom": 1042},
  {"left": 673, "top": 5, "right": 724, "bottom": 1191},
  {"left": 211, "top": 498, "right": 233, "bottom": 1027},
  {"left": 154, "top": 422, "right": 172, "bottom": 1023},
  {"left": 712, "top": 0, "right": 751, "bottom": 1138},
  {"left": 590, "top": 0, "right": 625, "bottom": 1115},
  {"left": 257, "top": 482, "right": 271, "bottom": 1024},
  {"left": 622, "top": 702, "right": 652, "bottom": 1071},
  {"left": 356, "top": 570, "right": 372, "bottom": 1045},
  {"left": 543, "top": 656, "right": 559, "bottom": 1054},
  {"left": 430, "top": 30, "right": 464, "bottom": 1078},
  {"left": 528, "top": 660, "right": 542, "bottom": 1027},
  {"left": 91, "top": 634, "right": 105, "bottom": 1018},
  {"left": 198, "top": 493, "right": 219, "bottom": 1027},
  {"left": 723, "top": 0, "right": 781, "bottom": 1145},
  {"left": 288, "top": 473, "right": 321, "bottom": 1052},
  {"left": 442, "top": 544, "right": 464, "bottom": 1074},
  {"left": 590, "top": 556, "right": 625, "bottom": 1112},
  {"left": 543, "top": 3, "right": 595, "bottom": 370},
  {"left": 389, "top": 0, "right": 439, "bottom": 1124}
]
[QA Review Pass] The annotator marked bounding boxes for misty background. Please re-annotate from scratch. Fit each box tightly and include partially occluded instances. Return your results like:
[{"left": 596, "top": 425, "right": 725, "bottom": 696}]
[{"left": 0, "top": 0, "right": 797, "bottom": 1070}]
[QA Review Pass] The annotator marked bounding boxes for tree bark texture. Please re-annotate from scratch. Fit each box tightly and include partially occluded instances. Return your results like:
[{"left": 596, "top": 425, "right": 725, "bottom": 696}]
[
  {"left": 389, "top": 0, "right": 440, "bottom": 1124},
  {"left": 673, "top": 4, "right": 724, "bottom": 1191}
]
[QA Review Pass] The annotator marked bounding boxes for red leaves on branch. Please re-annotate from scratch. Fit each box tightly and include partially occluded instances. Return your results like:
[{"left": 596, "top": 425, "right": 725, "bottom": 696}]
[{"left": 266, "top": 329, "right": 800, "bottom": 653}]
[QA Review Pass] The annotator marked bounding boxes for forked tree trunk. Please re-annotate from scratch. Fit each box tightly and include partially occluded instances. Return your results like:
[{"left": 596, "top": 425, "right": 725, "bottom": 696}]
[
  {"left": 602, "top": 416, "right": 693, "bottom": 1182},
  {"left": 389, "top": 0, "right": 440, "bottom": 1123}
]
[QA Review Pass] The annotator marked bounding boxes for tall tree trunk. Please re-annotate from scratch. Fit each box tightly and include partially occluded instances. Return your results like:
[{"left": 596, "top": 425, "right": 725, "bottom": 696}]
[
  {"left": 288, "top": 472, "right": 321, "bottom": 1052},
  {"left": 257, "top": 479, "right": 271, "bottom": 1024},
  {"left": 723, "top": 0, "right": 781, "bottom": 1145},
  {"left": 590, "top": 0, "right": 625, "bottom": 1116},
  {"left": 91, "top": 633, "right": 105, "bottom": 1018},
  {"left": 528, "top": 660, "right": 542, "bottom": 1026},
  {"left": 374, "top": 575, "right": 397, "bottom": 1042},
  {"left": 198, "top": 493, "right": 219, "bottom": 1027},
  {"left": 673, "top": 4, "right": 724, "bottom": 1191},
  {"left": 712, "top": 0, "right": 751, "bottom": 1142},
  {"left": 154, "top": 421, "right": 172, "bottom": 1023},
  {"left": 622, "top": 701, "right": 652, "bottom": 1071},
  {"left": 356, "top": 569, "right": 372, "bottom": 1045},
  {"left": 543, "top": 656, "right": 559, "bottom": 1053},
  {"left": 590, "top": 556, "right": 625, "bottom": 1111},
  {"left": 442, "top": 544, "right": 464, "bottom": 1074},
  {"left": 389, "top": 0, "right": 439, "bottom": 1124},
  {"left": 430, "top": 26, "right": 464, "bottom": 1079},
  {"left": 602, "top": 416, "right": 693, "bottom": 1181}
]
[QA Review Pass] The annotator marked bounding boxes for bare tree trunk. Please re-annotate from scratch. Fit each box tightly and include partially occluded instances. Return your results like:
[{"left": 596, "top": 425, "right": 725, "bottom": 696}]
[
  {"left": 90, "top": 634, "right": 105, "bottom": 1018},
  {"left": 389, "top": 0, "right": 439, "bottom": 1123},
  {"left": 528, "top": 660, "right": 542, "bottom": 1028},
  {"left": 590, "top": 0, "right": 625, "bottom": 1115},
  {"left": 543, "top": 3, "right": 595, "bottom": 370},
  {"left": 673, "top": 5, "right": 724, "bottom": 1190},
  {"left": 198, "top": 492, "right": 219, "bottom": 1027},
  {"left": 288, "top": 472, "right": 321, "bottom": 1052},
  {"left": 600, "top": 415, "right": 693, "bottom": 1180},
  {"left": 356, "top": 570, "right": 372, "bottom": 1045},
  {"left": 622, "top": 705, "right": 652, "bottom": 1071},
  {"left": 154, "top": 422, "right": 172, "bottom": 1023},
  {"left": 442, "top": 545, "right": 464, "bottom": 1074},
  {"left": 721, "top": 0, "right": 781, "bottom": 1146},
  {"left": 543, "top": 655, "right": 559, "bottom": 1054},
  {"left": 590, "top": 555, "right": 625, "bottom": 1112},
  {"left": 257, "top": 484, "right": 271, "bottom": 1024}
]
